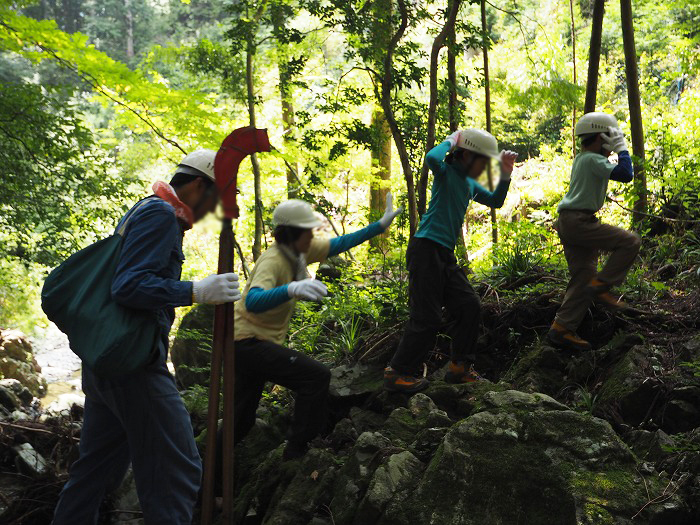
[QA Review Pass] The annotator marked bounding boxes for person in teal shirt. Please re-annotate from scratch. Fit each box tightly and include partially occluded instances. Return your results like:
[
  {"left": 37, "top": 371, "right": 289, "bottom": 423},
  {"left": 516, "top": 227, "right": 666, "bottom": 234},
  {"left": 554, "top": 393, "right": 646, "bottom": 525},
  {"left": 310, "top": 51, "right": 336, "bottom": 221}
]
[{"left": 385, "top": 129, "right": 518, "bottom": 392}]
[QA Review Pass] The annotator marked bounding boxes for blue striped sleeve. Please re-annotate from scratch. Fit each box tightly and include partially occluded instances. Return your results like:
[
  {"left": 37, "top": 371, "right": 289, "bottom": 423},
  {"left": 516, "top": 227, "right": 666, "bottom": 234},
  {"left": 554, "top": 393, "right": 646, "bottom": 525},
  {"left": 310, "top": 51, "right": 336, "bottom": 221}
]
[
  {"left": 245, "top": 285, "right": 291, "bottom": 313},
  {"left": 329, "top": 222, "right": 384, "bottom": 257}
]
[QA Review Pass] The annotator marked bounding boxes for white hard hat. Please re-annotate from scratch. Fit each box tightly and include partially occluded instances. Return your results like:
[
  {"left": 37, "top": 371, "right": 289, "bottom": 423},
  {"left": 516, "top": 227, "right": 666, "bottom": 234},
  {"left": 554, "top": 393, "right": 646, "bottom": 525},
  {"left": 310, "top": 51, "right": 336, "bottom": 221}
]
[
  {"left": 575, "top": 112, "right": 619, "bottom": 136},
  {"left": 456, "top": 129, "right": 501, "bottom": 160},
  {"left": 176, "top": 149, "right": 217, "bottom": 182},
  {"left": 273, "top": 200, "right": 323, "bottom": 229}
]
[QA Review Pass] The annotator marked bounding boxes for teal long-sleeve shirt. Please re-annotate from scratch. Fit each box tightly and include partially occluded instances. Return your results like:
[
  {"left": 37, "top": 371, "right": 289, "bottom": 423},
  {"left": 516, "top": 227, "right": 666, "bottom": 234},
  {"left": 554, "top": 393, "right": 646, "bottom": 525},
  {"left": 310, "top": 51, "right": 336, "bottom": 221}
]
[{"left": 415, "top": 141, "right": 510, "bottom": 251}]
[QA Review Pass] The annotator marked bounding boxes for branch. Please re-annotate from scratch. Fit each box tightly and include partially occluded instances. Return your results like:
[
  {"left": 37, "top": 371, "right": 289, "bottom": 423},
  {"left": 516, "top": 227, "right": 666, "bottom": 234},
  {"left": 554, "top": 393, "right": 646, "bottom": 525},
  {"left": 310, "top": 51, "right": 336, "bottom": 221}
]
[
  {"left": 0, "top": 20, "right": 187, "bottom": 155},
  {"left": 483, "top": 0, "right": 553, "bottom": 69},
  {"left": 418, "top": 0, "right": 462, "bottom": 215},
  {"left": 379, "top": 0, "right": 419, "bottom": 235}
]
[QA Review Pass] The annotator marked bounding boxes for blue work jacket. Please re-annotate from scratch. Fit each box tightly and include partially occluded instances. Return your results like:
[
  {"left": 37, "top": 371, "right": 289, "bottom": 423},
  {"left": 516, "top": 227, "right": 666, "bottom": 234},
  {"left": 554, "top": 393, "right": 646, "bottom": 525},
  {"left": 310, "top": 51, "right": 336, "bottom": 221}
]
[{"left": 111, "top": 197, "right": 193, "bottom": 350}]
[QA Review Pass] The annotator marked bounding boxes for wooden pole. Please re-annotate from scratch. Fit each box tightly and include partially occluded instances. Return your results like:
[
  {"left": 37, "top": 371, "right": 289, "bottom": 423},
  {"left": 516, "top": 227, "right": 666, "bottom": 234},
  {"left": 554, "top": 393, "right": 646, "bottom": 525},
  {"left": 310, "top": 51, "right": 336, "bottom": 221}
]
[
  {"left": 584, "top": 0, "right": 605, "bottom": 113},
  {"left": 481, "top": 0, "right": 498, "bottom": 245},
  {"left": 221, "top": 228, "right": 237, "bottom": 521},
  {"left": 620, "top": 0, "right": 647, "bottom": 225},
  {"left": 201, "top": 218, "right": 236, "bottom": 525},
  {"left": 569, "top": 0, "right": 577, "bottom": 157}
]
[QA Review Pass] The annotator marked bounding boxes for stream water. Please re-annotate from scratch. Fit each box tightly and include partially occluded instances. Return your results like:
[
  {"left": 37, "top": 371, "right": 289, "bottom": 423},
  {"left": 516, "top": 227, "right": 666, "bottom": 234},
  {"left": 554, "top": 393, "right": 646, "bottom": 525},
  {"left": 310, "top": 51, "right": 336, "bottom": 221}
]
[{"left": 30, "top": 323, "right": 83, "bottom": 407}]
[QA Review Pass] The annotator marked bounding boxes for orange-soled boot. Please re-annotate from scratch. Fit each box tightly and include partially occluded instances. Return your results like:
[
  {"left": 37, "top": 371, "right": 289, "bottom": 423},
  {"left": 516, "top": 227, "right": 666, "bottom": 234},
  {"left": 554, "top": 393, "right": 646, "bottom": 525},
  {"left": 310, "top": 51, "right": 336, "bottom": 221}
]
[
  {"left": 547, "top": 322, "right": 592, "bottom": 351},
  {"left": 587, "top": 278, "right": 628, "bottom": 309},
  {"left": 444, "top": 361, "right": 485, "bottom": 384},
  {"left": 383, "top": 367, "right": 429, "bottom": 393}
]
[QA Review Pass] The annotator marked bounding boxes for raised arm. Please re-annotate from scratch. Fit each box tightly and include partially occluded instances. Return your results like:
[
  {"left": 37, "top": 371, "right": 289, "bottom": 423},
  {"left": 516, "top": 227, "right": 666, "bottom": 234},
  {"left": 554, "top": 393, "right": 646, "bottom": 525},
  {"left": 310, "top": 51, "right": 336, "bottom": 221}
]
[
  {"left": 609, "top": 151, "right": 633, "bottom": 183},
  {"left": 329, "top": 192, "right": 403, "bottom": 256},
  {"left": 425, "top": 141, "right": 451, "bottom": 176},
  {"left": 329, "top": 222, "right": 384, "bottom": 256},
  {"left": 472, "top": 150, "right": 516, "bottom": 209},
  {"left": 471, "top": 179, "right": 511, "bottom": 209}
]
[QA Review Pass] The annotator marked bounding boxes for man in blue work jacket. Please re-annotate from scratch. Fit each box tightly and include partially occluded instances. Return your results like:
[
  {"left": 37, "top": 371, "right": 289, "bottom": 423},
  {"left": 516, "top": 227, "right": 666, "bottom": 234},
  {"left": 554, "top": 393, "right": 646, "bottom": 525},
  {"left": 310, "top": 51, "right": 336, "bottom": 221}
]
[{"left": 53, "top": 150, "right": 242, "bottom": 525}]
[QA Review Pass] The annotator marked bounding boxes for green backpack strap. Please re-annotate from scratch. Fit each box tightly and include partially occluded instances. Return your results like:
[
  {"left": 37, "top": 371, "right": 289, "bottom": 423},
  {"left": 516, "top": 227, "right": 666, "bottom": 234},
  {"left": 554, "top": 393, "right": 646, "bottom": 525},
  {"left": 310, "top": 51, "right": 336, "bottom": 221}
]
[{"left": 117, "top": 197, "right": 158, "bottom": 237}]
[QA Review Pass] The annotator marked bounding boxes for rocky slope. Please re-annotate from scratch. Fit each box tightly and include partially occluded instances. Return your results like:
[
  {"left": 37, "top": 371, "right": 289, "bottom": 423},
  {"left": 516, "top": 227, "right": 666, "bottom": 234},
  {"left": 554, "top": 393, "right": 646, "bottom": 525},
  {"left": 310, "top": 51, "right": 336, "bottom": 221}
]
[
  {"left": 1, "top": 293, "right": 700, "bottom": 524},
  {"left": 226, "top": 361, "right": 698, "bottom": 524}
]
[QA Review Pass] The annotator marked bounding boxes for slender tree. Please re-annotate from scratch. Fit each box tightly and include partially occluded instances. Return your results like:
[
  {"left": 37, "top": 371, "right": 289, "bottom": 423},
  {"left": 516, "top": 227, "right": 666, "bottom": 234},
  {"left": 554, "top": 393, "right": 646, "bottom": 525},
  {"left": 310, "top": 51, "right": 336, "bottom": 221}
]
[
  {"left": 569, "top": 0, "right": 577, "bottom": 157},
  {"left": 620, "top": 0, "right": 647, "bottom": 223},
  {"left": 447, "top": 25, "right": 468, "bottom": 255},
  {"left": 271, "top": 4, "right": 300, "bottom": 199},
  {"left": 379, "top": 0, "right": 419, "bottom": 235},
  {"left": 584, "top": 0, "right": 605, "bottom": 113},
  {"left": 369, "top": 107, "right": 392, "bottom": 251},
  {"left": 124, "top": 0, "right": 134, "bottom": 59},
  {"left": 368, "top": 0, "right": 393, "bottom": 250},
  {"left": 481, "top": 0, "right": 497, "bottom": 244},
  {"left": 417, "top": 0, "right": 462, "bottom": 216}
]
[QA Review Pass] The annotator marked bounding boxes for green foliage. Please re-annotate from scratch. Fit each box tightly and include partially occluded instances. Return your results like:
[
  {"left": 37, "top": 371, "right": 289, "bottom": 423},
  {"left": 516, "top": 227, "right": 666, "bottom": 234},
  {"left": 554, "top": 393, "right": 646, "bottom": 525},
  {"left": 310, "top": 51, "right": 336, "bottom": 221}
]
[
  {"left": 289, "top": 264, "right": 408, "bottom": 363},
  {"left": 0, "top": 258, "right": 45, "bottom": 332},
  {"left": 0, "top": 78, "right": 134, "bottom": 266},
  {"left": 1, "top": 0, "right": 700, "bottom": 336},
  {"left": 487, "top": 221, "right": 553, "bottom": 288},
  {"left": 319, "top": 314, "right": 364, "bottom": 362},
  {"left": 574, "top": 384, "right": 599, "bottom": 415},
  {"left": 181, "top": 384, "right": 212, "bottom": 420}
]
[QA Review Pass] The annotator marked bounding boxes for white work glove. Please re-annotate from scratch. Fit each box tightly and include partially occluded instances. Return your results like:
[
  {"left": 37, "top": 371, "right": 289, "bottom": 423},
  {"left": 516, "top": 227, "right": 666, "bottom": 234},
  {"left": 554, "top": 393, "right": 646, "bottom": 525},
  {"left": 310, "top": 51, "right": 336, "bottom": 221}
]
[
  {"left": 192, "top": 273, "right": 241, "bottom": 305},
  {"left": 288, "top": 278, "right": 328, "bottom": 302},
  {"left": 499, "top": 150, "right": 518, "bottom": 181},
  {"left": 379, "top": 192, "right": 403, "bottom": 230},
  {"left": 602, "top": 127, "right": 628, "bottom": 153},
  {"left": 444, "top": 130, "right": 461, "bottom": 151}
]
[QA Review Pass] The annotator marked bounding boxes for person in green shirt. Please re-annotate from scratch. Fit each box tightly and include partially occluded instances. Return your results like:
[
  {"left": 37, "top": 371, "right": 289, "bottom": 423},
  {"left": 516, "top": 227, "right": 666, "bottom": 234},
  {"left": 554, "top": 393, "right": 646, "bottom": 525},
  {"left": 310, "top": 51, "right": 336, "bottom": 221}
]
[
  {"left": 548, "top": 112, "right": 639, "bottom": 351},
  {"left": 385, "top": 129, "right": 518, "bottom": 392}
]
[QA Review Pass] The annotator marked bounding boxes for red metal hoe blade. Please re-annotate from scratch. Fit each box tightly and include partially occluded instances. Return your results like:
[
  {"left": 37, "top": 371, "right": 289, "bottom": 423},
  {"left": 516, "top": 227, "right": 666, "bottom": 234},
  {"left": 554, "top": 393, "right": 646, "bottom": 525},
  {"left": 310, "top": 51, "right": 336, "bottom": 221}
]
[{"left": 214, "top": 127, "right": 271, "bottom": 219}]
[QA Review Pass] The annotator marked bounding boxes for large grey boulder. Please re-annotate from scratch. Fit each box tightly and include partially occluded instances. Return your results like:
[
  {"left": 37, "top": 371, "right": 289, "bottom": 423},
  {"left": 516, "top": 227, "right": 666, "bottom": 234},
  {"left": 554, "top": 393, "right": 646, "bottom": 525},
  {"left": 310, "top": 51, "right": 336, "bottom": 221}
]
[{"left": 230, "top": 381, "right": 693, "bottom": 524}]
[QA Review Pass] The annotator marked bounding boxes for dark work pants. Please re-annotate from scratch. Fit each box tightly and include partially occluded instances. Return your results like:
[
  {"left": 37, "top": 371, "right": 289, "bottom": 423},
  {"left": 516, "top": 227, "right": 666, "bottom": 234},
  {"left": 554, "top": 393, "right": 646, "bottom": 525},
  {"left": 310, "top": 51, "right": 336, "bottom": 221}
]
[
  {"left": 390, "top": 237, "right": 481, "bottom": 375},
  {"left": 231, "top": 337, "right": 331, "bottom": 445},
  {"left": 53, "top": 343, "right": 201, "bottom": 525}
]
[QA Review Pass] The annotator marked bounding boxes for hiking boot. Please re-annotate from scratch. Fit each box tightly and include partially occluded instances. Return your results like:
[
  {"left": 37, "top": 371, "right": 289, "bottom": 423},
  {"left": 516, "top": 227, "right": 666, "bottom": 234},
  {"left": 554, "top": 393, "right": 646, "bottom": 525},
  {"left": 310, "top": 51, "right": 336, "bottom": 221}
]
[
  {"left": 383, "top": 367, "right": 429, "bottom": 393},
  {"left": 547, "top": 322, "right": 591, "bottom": 351},
  {"left": 444, "top": 362, "right": 485, "bottom": 384},
  {"left": 282, "top": 441, "right": 308, "bottom": 461},
  {"left": 587, "top": 278, "right": 628, "bottom": 309}
]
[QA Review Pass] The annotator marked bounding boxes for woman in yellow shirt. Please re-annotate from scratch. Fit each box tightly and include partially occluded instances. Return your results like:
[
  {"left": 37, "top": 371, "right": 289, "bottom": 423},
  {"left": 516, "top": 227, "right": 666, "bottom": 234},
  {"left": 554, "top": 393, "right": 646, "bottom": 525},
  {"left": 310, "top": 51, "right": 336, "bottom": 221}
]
[{"left": 231, "top": 196, "right": 401, "bottom": 460}]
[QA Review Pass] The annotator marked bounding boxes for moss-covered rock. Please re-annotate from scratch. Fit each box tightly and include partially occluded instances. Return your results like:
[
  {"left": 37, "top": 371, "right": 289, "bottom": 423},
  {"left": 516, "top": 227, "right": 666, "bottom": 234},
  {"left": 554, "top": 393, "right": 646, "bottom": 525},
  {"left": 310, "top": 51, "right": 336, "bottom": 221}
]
[{"left": 384, "top": 392, "right": 686, "bottom": 524}]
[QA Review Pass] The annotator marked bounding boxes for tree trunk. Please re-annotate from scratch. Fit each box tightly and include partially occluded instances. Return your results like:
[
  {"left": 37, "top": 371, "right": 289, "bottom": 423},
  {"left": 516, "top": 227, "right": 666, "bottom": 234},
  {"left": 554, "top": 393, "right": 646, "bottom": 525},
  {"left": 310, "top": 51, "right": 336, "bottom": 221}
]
[
  {"left": 620, "top": 0, "right": 647, "bottom": 224},
  {"left": 447, "top": 29, "right": 458, "bottom": 133},
  {"left": 125, "top": 0, "right": 134, "bottom": 59},
  {"left": 247, "top": 44, "right": 264, "bottom": 261},
  {"left": 271, "top": 10, "right": 298, "bottom": 199},
  {"left": 569, "top": 0, "right": 577, "bottom": 157},
  {"left": 447, "top": 27, "right": 467, "bottom": 254},
  {"left": 379, "top": 0, "right": 418, "bottom": 235},
  {"left": 417, "top": 0, "right": 462, "bottom": 216},
  {"left": 584, "top": 0, "right": 605, "bottom": 113},
  {"left": 481, "top": 0, "right": 498, "bottom": 245},
  {"left": 369, "top": 107, "right": 392, "bottom": 251}
]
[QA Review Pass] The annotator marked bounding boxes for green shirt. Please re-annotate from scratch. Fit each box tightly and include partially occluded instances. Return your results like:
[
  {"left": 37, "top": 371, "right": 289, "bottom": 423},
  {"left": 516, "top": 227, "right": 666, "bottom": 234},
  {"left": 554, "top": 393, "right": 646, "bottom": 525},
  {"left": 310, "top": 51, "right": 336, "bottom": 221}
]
[
  {"left": 558, "top": 151, "right": 616, "bottom": 213},
  {"left": 415, "top": 141, "right": 510, "bottom": 251}
]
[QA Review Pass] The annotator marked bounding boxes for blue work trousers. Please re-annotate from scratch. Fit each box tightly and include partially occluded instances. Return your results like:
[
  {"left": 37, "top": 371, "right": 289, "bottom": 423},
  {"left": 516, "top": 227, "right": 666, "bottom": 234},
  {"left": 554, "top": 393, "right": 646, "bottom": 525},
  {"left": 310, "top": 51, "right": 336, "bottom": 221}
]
[{"left": 52, "top": 346, "right": 201, "bottom": 525}]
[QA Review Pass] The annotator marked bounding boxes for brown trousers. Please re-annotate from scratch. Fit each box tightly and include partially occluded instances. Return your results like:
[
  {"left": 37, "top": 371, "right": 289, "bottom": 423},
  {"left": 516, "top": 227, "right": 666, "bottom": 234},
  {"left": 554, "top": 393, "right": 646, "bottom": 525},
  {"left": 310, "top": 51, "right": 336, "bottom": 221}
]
[{"left": 554, "top": 210, "right": 641, "bottom": 331}]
